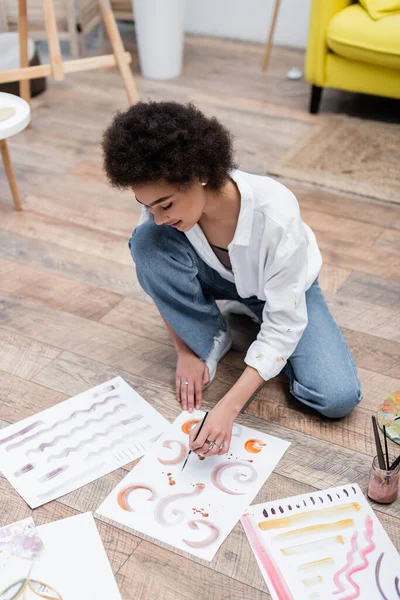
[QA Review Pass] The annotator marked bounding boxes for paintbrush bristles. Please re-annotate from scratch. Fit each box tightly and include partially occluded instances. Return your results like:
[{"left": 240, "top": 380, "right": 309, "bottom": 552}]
[{"left": 371, "top": 416, "right": 386, "bottom": 470}]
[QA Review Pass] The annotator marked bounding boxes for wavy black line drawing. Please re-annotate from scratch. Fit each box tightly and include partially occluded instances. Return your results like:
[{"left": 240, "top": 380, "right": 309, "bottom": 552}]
[
  {"left": 25, "top": 405, "right": 133, "bottom": 457},
  {"left": 45, "top": 417, "right": 146, "bottom": 461},
  {"left": 0, "top": 421, "right": 44, "bottom": 446},
  {"left": 5, "top": 395, "right": 122, "bottom": 453}
]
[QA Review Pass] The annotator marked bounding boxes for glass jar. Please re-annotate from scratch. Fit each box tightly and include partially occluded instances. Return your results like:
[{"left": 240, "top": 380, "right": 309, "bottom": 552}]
[{"left": 367, "top": 455, "right": 400, "bottom": 504}]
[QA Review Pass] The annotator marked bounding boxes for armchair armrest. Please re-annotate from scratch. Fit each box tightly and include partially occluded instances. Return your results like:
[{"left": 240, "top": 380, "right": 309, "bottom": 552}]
[{"left": 306, "top": 0, "right": 354, "bottom": 86}]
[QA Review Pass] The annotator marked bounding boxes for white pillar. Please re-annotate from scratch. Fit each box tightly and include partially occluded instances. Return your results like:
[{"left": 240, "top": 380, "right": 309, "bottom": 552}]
[{"left": 133, "top": 0, "right": 186, "bottom": 80}]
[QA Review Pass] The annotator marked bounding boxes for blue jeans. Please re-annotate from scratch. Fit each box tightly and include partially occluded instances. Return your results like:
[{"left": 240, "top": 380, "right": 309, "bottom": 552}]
[{"left": 129, "top": 221, "right": 362, "bottom": 419}]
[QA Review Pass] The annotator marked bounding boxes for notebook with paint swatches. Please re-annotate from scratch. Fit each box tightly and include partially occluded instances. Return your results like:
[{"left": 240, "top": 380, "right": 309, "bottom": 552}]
[{"left": 241, "top": 483, "right": 400, "bottom": 600}]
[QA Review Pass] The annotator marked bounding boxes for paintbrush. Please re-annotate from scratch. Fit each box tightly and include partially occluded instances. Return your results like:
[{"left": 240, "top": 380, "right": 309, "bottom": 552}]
[
  {"left": 390, "top": 454, "right": 400, "bottom": 471},
  {"left": 181, "top": 411, "right": 208, "bottom": 472},
  {"left": 383, "top": 425, "right": 390, "bottom": 470},
  {"left": 371, "top": 416, "right": 386, "bottom": 470}
]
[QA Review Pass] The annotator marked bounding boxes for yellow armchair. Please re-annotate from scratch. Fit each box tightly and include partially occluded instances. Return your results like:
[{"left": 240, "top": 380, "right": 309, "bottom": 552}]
[{"left": 305, "top": 0, "right": 400, "bottom": 112}]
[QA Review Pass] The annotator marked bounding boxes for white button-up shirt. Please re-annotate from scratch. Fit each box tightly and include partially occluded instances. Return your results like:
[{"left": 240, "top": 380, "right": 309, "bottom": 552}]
[{"left": 139, "top": 169, "right": 322, "bottom": 382}]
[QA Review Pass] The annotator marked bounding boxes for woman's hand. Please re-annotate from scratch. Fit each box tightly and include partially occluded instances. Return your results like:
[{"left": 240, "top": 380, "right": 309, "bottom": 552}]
[
  {"left": 176, "top": 350, "right": 210, "bottom": 413},
  {"left": 189, "top": 403, "right": 235, "bottom": 457}
]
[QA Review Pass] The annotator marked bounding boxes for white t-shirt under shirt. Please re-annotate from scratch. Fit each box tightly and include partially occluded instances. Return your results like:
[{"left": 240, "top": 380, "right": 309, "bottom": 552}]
[{"left": 138, "top": 169, "right": 323, "bottom": 382}]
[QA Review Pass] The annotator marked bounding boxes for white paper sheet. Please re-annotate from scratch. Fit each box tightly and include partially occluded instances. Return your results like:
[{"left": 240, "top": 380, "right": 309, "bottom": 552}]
[
  {"left": 241, "top": 483, "right": 400, "bottom": 600},
  {"left": 0, "top": 377, "right": 169, "bottom": 508},
  {"left": 0, "top": 518, "right": 44, "bottom": 595},
  {"left": 97, "top": 409, "right": 290, "bottom": 561},
  {"left": 0, "top": 513, "right": 121, "bottom": 599}
]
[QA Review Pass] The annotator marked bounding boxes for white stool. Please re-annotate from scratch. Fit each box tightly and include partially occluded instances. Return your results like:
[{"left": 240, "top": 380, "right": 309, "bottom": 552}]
[{"left": 0, "top": 91, "right": 31, "bottom": 210}]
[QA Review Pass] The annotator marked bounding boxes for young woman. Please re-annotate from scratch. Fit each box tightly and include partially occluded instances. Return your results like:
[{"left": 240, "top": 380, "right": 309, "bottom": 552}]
[{"left": 102, "top": 101, "right": 361, "bottom": 458}]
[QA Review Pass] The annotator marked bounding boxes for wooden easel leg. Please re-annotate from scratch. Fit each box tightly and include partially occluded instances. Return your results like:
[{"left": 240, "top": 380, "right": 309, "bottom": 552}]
[
  {"left": 42, "top": 0, "right": 65, "bottom": 80},
  {"left": 66, "top": 0, "right": 80, "bottom": 59},
  {"left": 97, "top": 0, "right": 139, "bottom": 105},
  {"left": 0, "top": 140, "right": 23, "bottom": 211},
  {"left": 18, "top": 0, "right": 31, "bottom": 103},
  {"left": 261, "top": 0, "right": 281, "bottom": 72}
]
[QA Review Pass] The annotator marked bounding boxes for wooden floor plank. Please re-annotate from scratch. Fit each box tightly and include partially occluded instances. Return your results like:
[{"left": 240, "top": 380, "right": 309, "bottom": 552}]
[
  {"left": 0, "top": 258, "right": 124, "bottom": 321},
  {"left": 0, "top": 229, "right": 146, "bottom": 299},
  {"left": 337, "top": 270, "right": 400, "bottom": 309},
  {"left": 116, "top": 541, "right": 270, "bottom": 600},
  {"left": 0, "top": 328, "right": 61, "bottom": 380},
  {"left": 0, "top": 203, "right": 132, "bottom": 266}
]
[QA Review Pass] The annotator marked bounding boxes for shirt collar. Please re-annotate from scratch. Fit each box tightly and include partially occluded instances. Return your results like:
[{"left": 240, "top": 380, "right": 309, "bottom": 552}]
[{"left": 228, "top": 169, "right": 254, "bottom": 248}]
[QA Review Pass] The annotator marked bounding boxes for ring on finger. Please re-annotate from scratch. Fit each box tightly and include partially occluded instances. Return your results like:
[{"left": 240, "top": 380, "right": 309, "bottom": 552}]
[{"left": 182, "top": 380, "right": 189, "bottom": 386}]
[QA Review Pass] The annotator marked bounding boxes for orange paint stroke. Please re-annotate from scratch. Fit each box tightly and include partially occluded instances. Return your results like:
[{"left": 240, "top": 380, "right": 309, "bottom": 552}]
[
  {"left": 281, "top": 535, "right": 344, "bottom": 556},
  {"left": 157, "top": 440, "right": 187, "bottom": 465},
  {"left": 183, "top": 520, "right": 220, "bottom": 548},
  {"left": 117, "top": 484, "right": 156, "bottom": 512},
  {"left": 181, "top": 419, "right": 200, "bottom": 435},
  {"left": 272, "top": 519, "right": 354, "bottom": 541},
  {"left": 302, "top": 576, "right": 323, "bottom": 587},
  {"left": 244, "top": 439, "right": 266, "bottom": 454},
  {"left": 27, "top": 579, "right": 63, "bottom": 599},
  {"left": 259, "top": 503, "right": 361, "bottom": 531},
  {"left": 299, "top": 558, "right": 334, "bottom": 571}
]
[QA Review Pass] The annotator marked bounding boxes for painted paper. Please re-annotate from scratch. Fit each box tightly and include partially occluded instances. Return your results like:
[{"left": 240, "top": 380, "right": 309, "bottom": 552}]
[
  {"left": 241, "top": 483, "right": 400, "bottom": 600},
  {"left": 0, "top": 518, "right": 44, "bottom": 594},
  {"left": 0, "top": 377, "right": 169, "bottom": 508},
  {"left": 97, "top": 409, "right": 290, "bottom": 561},
  {"left": 0, "top": 513, "right": 121, "bottom": 599}
]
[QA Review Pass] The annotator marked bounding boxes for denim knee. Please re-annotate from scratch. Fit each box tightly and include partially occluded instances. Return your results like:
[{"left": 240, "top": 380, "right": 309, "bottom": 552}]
[
  {"left": 316, "top": 379, "right": 362, "bottom": 419},
  {"left": 129, "top": 221, "right": 161, "bottom": 268}
]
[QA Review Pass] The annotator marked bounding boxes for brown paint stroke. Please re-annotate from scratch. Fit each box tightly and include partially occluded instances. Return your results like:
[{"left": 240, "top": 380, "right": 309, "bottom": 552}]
[
  {"left": 258, "top": 503, "right": 361, "bottom": 531},
  {"left": 302, "top": 576, "right": 323, "bottom": 587},
  {"left": 299, "top": 558, "right": 334, "bottom": 571},
  {"left": 157, "top": 440, "right": 187, "bottom": 465},
  {"left": 183, "top": 520, "right": 220, "bottom": 548},
  {"left": 272, "top": 519, "right": 354, "bottom": 541},
  {"left": 281, "top": 535, "right": 344, "bottom": 556}
]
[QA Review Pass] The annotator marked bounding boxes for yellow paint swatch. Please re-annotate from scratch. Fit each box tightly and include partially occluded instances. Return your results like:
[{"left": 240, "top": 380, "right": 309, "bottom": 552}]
[
  {"left": 281, "top": 535, "right": 344, "bottom": 556},
  {"left": 258, "top": 503, "right": 361, "bottom": 531},
  {"left": 302, "top": 576, "right": 323, "bottom": 587},
  {"left": 272, "top": 519, "right": 354, "bottom": 541},
  {"left": 299, "top": 557, "right": 334, "bottom": 571}
]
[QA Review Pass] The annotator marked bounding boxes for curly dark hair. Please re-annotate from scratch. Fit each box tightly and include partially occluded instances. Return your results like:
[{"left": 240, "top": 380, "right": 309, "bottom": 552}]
[{"left": 102, "top": 101, "right": 237, "bottom": 191}]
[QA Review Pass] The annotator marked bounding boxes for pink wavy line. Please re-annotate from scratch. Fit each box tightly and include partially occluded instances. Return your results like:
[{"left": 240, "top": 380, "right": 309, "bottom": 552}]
[
  {"left": 333, "top": 532, "right": 358, "bottom": 595},
  {"left": 5, "top": 395, "right": 120, "bottom": 451},
  {"left": 340, "top": 516, "right": 375, "bottom": 600}
]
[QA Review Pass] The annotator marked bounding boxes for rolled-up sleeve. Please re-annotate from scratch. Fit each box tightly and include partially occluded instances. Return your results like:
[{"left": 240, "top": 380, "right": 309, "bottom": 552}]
[{"left": 244, "top": 223, "right": 309, "bottom": 381}]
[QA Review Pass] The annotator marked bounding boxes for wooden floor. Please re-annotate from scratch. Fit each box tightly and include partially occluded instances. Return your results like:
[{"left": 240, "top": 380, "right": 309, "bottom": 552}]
[{"left": 1, "top": 25, "right": 400, "bottom": 599}]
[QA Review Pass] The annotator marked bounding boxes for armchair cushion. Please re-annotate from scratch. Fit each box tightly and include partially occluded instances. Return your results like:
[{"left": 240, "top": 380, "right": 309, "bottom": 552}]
[
  {"left": 327, "top": 4, "right": 400, "bottom": 70},
  {"left": 359, "top": 0, "right": 400, "bottom": 20}
]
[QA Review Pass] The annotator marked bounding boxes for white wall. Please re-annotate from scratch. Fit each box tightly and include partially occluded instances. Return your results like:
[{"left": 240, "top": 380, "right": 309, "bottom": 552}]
[{"left": 184, "top": 0, "right": 311, "bottom": 49}]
